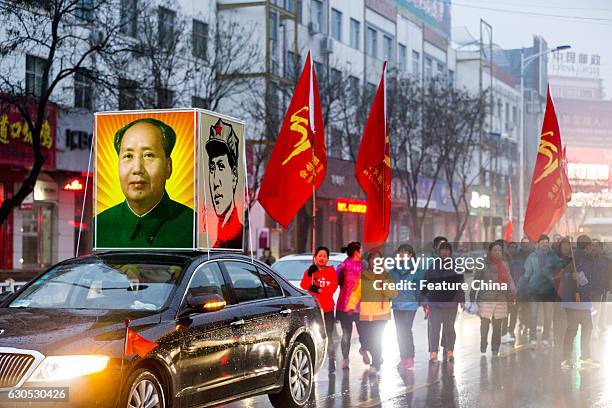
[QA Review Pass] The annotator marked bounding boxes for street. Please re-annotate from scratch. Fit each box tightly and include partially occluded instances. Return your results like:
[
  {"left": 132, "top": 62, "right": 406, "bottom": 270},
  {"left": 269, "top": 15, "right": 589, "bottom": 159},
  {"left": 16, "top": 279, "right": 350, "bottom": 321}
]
[{"left": 227, "top": 309, "right": 612, "bottom": 408}]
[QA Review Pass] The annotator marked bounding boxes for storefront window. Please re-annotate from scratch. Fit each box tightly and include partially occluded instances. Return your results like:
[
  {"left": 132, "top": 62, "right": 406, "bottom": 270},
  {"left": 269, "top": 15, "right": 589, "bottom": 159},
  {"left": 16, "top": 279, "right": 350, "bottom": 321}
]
[{"left": 20, "top": 204, "right": 54, "bottom": 268}]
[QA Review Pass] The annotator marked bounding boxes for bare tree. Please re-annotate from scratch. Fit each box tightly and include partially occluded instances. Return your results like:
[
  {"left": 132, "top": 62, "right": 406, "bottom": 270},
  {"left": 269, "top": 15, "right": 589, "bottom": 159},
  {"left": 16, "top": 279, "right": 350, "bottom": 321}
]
[
  {"left": 388, "top": 76, "right": 487, "bottom": 246},
  {"left": 0, "top": 0, "right": 122, "bottom": 226},
  {"left": 440, "top": 88, "right": 487, "bottom": 241}
]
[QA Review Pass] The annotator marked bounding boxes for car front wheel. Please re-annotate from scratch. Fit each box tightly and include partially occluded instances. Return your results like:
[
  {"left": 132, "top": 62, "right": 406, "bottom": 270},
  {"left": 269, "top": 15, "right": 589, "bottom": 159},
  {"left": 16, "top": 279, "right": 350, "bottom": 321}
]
[
  {"left": 269, "top": 341, "right": 314, "bottom": 408},
  {"left": 123, "top": 368, "right": 165, "bottom": 408}
]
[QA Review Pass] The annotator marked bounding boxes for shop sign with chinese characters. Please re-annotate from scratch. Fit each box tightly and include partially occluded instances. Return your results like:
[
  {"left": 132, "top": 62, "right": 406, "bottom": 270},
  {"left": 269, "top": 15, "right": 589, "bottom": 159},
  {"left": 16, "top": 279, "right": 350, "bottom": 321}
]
[{"left": 0, "top": 103, "right": 56, "bottom": 168}]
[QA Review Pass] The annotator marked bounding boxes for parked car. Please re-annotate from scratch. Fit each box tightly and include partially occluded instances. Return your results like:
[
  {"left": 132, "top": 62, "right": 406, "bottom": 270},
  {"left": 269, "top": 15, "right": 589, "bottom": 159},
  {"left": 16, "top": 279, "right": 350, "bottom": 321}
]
[
  {"left": 0, "top": 251, "right": 326, "bottom": 408},
  {"left": 271, "top": 252, "right": 347, "bottom": 289}
]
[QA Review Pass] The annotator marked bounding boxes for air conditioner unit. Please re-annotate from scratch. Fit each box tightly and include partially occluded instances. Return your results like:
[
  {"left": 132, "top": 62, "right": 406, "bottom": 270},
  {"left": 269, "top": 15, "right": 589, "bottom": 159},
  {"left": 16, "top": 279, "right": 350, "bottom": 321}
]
[
  {"left": 308, "top": 22, "right": 320, "bottom": 35},
  {"left": 321, "top": 37, "right": 333, "bottom": 54}
]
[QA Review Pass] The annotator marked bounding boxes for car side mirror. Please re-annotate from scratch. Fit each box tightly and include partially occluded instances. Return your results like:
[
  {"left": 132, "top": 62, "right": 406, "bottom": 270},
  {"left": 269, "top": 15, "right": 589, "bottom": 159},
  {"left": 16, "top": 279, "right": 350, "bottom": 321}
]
[{"left": 182, "top": 293, "right": 226, "bottom": 316}]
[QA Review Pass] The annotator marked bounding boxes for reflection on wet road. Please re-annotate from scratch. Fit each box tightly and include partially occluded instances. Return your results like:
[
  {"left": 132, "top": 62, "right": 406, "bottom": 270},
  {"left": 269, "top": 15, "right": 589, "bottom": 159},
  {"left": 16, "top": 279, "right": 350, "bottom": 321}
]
[{"left": 225, "top": 308, "right": 612, "bottom": 407}]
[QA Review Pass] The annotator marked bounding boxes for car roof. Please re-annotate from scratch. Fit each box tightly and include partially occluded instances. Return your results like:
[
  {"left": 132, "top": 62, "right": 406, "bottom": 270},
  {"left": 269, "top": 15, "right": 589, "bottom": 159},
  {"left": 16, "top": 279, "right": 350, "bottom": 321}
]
[
  {"left": 80, "top": 251, "right": 264, "bottom": 267},
  {"left": 276, "top": 253, "right": 347, "bottom": 262}
]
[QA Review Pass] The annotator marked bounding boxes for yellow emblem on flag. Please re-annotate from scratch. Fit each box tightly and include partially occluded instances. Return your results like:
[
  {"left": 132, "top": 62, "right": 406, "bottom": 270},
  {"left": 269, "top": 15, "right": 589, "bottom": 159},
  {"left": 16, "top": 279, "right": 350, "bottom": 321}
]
[
  {"left": 534, "top": 131, "right": 559, "bottom": 184},
  {"left": 282, "top": 106, "right": 311, "bottom": 166}
]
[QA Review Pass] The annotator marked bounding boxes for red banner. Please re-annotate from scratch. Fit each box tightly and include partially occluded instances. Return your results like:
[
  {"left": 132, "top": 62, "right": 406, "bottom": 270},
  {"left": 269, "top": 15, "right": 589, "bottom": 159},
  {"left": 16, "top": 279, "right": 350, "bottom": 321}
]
[
  {"left": 258, "top": 52, "right": 326, "bottom": 228},
  {"left": 0, "top": 102, "right": 56, "bottom": 168},
  {"left": 523, "top": 88, "right": 571, "bottom": 242},
  {"left": 355, "top": 62, "right": 391, "bottom": 250}
]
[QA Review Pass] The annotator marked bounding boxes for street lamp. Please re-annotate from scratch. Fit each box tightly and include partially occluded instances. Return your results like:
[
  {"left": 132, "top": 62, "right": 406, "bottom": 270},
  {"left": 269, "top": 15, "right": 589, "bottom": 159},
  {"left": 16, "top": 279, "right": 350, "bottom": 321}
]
[{"left": 517, "top": 44, "right": 571, "bottom": 239}]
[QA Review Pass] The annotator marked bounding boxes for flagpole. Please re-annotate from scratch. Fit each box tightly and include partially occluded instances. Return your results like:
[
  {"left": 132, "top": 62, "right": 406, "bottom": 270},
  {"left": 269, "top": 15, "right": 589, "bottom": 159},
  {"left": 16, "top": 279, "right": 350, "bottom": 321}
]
[
  {"left": 309, "top": 51, "right": 316, "bottom": 260},
  {"left": 382, "top": 61, "right": 387, "bottom": 253},
  {"left": 557, "top": 145, "right": 579, "bottom": 303}
]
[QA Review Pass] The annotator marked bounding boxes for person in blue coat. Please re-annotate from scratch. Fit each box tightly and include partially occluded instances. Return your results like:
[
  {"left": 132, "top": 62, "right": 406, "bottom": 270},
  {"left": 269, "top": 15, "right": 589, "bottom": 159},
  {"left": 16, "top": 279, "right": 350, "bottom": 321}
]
[
  {"left": 560, "top": 235, "right": 599, "bottom": 369},
  {"left": 390, "top": 244, "right": 425, "bottom": 370},
  {"left": 520, "top": 234, "right": 563, "bottom": 348}
]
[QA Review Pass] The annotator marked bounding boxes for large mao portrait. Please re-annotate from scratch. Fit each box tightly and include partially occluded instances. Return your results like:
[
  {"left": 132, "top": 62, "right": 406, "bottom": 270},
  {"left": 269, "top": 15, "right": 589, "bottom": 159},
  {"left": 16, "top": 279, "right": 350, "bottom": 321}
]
[
  {"left": 94, "top": 110, "right": 197, "bottom": 249},
  {"left": 198, "top": 112, "right": 245, "bottom": 250}
]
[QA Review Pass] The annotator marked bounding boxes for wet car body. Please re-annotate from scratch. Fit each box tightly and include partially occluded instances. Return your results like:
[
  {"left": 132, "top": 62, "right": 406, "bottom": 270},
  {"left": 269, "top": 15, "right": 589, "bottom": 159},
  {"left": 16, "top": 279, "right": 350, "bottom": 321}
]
[{"left": 0, "top": 251, "right": 327, "bottom": 408}]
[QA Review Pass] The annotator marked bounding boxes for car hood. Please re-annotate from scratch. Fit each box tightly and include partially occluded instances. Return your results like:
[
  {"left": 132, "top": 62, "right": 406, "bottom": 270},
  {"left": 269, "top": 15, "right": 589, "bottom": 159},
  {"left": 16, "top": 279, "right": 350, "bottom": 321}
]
[{"left": 0, "top": 308, "right": 161, "bottom": 356}]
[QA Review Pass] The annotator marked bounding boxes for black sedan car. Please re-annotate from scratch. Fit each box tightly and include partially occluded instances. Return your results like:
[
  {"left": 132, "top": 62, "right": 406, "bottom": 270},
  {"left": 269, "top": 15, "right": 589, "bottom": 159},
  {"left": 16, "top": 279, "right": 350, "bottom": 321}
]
[{"left": 0, "top": 251, "right": 327, "bottom": 408}]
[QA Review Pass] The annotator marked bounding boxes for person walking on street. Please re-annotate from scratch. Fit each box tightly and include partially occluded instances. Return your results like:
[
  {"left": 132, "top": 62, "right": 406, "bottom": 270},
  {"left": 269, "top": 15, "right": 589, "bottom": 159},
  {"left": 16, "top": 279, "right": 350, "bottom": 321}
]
[
  {"left": 516, "top": 237, "right": 535, "bottom": 335},
  {"left": 347, "top": 251, "right": 397, "bottom": 376},
  {"left": 560, "top": 235, "right": 600, "bottom": 369},
  {"left": 590, "top": 239, "right": 610, "bottom": 336},
  {"left": 422, "top": 242, "right": 465, "bottom": 363},
  {"left": 502, "top": 242, "right": 524, "bottom": 342},
  {"left": 390, "top": 244, "right": 425, "bottom": 370},
  {"left": 471, "top": 242, "right": 516, "bottom": 356},
  {"left": 259, "top": 248, "right": 276, "bottom": 266},
  {"left": 521, "top": 234, "right": 562, "bottom": 348},
  {"left": 336, "top": 242, "right": 367, "bottom": 370},
  {"left": 300, "top": 246, "right": 339, "bottom": 372}
]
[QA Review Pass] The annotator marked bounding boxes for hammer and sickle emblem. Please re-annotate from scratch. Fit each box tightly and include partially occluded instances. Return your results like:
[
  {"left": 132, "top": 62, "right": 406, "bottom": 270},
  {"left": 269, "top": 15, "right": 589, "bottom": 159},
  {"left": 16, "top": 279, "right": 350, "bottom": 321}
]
[
  {"left": 282, "top": 106, "right": 311, "bottom": 166},
  {"left": 534, "top": 131, "right": 559, "bottom": 184}
]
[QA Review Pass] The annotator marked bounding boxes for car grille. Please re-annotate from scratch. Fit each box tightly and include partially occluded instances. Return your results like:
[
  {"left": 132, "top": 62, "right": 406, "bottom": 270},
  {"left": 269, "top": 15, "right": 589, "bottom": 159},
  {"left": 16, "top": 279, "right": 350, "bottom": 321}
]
[{"left": 0, "top": 353, "right": 35, "bottom": 387}]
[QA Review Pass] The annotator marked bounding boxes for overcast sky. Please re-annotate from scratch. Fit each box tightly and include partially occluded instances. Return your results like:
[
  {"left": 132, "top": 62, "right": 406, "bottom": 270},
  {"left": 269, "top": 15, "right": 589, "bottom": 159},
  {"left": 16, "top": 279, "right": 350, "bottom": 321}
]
[{"left": 451, "top": 0, "right": 612, "bottom": 99}]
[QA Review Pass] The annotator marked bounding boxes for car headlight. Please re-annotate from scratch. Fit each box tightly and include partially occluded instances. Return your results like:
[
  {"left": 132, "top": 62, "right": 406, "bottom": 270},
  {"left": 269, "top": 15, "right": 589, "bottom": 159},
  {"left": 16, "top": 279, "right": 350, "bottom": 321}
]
[{"left": 27, "top": 355, "right": 110, "bottom": 382}]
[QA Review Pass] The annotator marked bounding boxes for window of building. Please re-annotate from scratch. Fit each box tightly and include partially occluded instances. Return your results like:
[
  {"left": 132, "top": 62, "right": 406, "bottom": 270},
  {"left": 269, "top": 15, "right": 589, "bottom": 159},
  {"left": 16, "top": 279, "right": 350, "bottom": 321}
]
[
  {"left": 366, "top": 82, "right": 376, "bottom": 96},
  {"left": 383, "top": 35, "right": 393, "bottom": 63},
  {"left": 436, "top": 61, "right": 445, "bottom": 78},
  {"left": 118, "top": 78, "right": 139, "bottom": 110},
  {"left": 192, "top": 96, "right": 208, "bottom": 109},
  {"left": 311, "top": 0, "right": 323, "bottom": 30},
  {"left": 350, "top": 18, "right": 360, "bottom": 49},
  {"left": 25, "top": 55, "right": 46, "bottom": 98},
  {"left": 412, "top": 50, "right": 420, "bottom": 78},
  {"left": 285, "top": 50, "right": 296, "bottom": 79},
  {"left": 505, "top": 102, "right": 510, "bottom": 131},
  {"left": 331, "top": 8, "right": 342, "bottom": 42},
  {"left": 329, "top": 127, "right": 343, "bottom": 158},
  {"left": 120, "top": 0, "right": 137, "bottom": 37},
  {"left": 192, "top": 19, "right": 208, "bottom": 59},
  {"left": 448, "top": 69, "right": 454, "bottom": 87},
  {"left": 157, "top": 87, "right": 174, "bottom": 108},
  {"left": 424, "top": 55, "right": 432, "bottom": 82},
  {"left": 366, "top": 27, "right": 377, "bottom": 58},
  {"left": 297, "top": 0, "right": 303, "bottom": 23},
  {"left": 158, "top": 6, "right": 176, "bottom": 49},
  {"left": 224, "top": 261, "right": 266, "bottom": 302},
  {"left": 349, "top": 75, "right": 360, "bottom": 99},
  {"left": 269, "top": 10, "right": 280, "bottom": 75},
  {"left": 75, "top": 0, "right": 94, "bottom": 21},
  {"left": 74, "top": 68, "right": 93, "bottom": 110},
  {"left": 398, "top": 43, "right": 407, "bottom": 72}
]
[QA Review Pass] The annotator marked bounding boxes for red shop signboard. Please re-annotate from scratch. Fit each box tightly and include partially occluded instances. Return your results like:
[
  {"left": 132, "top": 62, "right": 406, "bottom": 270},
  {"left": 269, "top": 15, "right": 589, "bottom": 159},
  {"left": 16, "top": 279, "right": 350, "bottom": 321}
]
[{"left": 0, "top": 102, "right": 56, "bottom": 169}]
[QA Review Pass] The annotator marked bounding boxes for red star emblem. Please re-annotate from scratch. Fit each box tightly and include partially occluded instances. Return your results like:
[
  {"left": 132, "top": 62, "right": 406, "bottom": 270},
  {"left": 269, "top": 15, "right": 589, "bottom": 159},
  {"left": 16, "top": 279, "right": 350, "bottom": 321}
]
[{"left": 214, "top": 122, "right": 222, "bottom": 136}]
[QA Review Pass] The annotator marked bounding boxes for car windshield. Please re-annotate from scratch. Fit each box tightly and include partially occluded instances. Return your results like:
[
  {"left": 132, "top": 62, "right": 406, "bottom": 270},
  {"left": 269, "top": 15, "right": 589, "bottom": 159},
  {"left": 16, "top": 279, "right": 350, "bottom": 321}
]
[
  {"left": 8, "top": 260, "right": 184, "bottom": 311},
  {"left": 272, "top": 260, "right": 342, "bottom": 280}
]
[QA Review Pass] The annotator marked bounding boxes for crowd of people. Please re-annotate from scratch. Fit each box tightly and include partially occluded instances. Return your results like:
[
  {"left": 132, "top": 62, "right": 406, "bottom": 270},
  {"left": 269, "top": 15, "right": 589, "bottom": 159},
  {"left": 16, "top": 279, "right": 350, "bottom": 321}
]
[{"left": 297, "top": 234, "right": 612, "bottom": 376}]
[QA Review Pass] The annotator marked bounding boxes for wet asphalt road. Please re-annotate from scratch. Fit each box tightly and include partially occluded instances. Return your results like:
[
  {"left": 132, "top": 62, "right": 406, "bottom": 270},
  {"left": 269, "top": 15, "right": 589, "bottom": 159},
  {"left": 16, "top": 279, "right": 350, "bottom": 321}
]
[{"left": 224, "top": 306, "right": 612, "bottom": 408}]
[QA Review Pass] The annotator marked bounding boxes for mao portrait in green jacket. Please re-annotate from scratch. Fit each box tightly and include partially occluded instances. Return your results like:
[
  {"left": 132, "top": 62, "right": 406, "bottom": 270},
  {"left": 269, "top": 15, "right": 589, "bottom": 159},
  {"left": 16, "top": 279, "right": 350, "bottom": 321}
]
[{"left": 95, "top": 118, "right": 194, "bottom": 248}]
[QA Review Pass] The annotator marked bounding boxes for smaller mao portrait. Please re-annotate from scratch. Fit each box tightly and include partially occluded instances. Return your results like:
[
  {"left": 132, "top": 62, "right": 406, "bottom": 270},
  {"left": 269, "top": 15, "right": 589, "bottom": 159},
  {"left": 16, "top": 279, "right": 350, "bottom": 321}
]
[
  {"left": 199, "top": 115, "right": 245, "bottom": 250},
  {"left": 95, "top": 112, "right": 196, "bottom": 249}
]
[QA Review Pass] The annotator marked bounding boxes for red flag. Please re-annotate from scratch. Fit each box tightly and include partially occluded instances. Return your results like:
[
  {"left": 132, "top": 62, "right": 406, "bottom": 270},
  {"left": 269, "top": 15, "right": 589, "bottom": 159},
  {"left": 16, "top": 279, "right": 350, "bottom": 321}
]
[
  {"left": 523, "top": 87, "right": 572, "bottom": 242},
  {"left": 257, "top": 51, "right": 326, "bottom": 228},
  {"left": 125, "top": 328, "right": 158, "bottom": 357},
  {"left": 355, "top": 62, "right": 391, "bottom": 249},
  {"left": 503, "top": 184, "right": 513, "bottom": 242}
]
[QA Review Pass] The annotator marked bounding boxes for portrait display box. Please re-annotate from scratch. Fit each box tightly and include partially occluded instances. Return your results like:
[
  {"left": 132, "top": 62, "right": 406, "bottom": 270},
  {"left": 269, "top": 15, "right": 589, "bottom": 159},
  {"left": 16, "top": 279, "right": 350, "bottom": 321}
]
[{"left": 93, "top": 109, "right": 246, "bottom": 251}]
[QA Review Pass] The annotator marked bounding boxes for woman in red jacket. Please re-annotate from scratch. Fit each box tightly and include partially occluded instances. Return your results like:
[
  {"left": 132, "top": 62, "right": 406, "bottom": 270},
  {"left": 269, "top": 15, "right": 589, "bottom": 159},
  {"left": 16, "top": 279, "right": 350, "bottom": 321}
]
[{"left": 300, "top": 246, "right": 339, "bottom": 372}]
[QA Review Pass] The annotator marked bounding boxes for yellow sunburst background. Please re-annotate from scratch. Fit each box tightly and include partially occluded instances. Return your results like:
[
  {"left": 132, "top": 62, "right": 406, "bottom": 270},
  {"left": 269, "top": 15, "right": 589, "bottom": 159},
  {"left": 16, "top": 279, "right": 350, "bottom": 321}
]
[{"left": 95, "top": 111, "right": 196, "bottom": 215}]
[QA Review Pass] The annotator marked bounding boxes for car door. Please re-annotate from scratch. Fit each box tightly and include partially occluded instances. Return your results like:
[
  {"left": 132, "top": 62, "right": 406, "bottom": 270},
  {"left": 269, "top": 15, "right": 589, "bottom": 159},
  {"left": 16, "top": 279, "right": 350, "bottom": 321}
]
[
  {"left": 220, "top": 261, "right": 293, "bottom": 390},
  {"left": 178, "top": 261, "right": 246, "bottom": 406}
]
